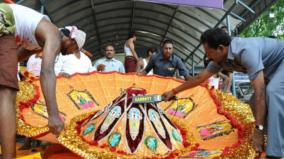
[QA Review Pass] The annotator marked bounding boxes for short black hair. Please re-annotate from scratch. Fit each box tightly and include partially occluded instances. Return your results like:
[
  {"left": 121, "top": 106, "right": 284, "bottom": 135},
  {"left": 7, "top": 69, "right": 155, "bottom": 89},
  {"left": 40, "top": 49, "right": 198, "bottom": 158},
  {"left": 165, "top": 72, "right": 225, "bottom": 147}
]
[
  {"left": 162, "top": 39, "right": 173, "bottom": 47},
  {"left": 60, "top": 28, "right": 71, "bottom": 37},
  {"left": 220, "top": 26, "right": 228, "bottom": 30},
  {"left": 146, "top": 48, "right": 155, "bottom": 56},
  {"left": 128, "top": 31, "right": 136, "bottom": 39},
  {"left": 200, "top": 28, "right": 231, "bottom": 49}
]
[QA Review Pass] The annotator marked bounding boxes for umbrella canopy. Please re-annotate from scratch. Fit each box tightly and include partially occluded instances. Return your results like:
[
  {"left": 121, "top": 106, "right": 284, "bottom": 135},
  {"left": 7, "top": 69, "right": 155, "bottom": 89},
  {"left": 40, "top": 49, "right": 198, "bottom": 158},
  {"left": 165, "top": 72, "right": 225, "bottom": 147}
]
[{"left": 16, "top": 72, "right": 256, "bottom": 158}]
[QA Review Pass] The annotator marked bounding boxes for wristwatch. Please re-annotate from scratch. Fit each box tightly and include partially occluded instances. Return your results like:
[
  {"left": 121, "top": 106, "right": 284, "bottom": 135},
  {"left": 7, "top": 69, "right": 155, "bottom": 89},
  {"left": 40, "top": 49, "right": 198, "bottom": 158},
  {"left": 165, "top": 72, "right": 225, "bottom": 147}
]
[{"left": 256, "top": 124, "right": 264, "bottom": 131}]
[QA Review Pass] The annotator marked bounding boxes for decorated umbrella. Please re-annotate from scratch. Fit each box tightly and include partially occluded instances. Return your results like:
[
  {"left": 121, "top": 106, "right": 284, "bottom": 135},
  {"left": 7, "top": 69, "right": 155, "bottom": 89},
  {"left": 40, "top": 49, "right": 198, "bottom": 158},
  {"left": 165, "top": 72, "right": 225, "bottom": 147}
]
[{"left": 16, "top": 72, "right": 257, "bottom": 158}]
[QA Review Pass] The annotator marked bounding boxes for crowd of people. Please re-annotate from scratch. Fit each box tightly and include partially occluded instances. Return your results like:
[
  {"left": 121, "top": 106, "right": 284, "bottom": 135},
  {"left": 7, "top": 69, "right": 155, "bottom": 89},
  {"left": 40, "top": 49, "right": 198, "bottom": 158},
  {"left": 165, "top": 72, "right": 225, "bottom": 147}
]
[
  {"left": 0, "top": 2, "right": 284, "bottom": 159},
  {"left": 26, "top": 31, "right": 192, "bottom": 81}
]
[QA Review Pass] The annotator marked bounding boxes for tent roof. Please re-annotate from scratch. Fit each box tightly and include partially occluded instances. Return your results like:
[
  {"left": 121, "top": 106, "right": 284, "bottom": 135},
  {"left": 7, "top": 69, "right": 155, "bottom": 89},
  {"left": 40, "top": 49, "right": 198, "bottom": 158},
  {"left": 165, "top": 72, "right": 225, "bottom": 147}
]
[{"left": 15, "top": 0, "right": 277, "bottom": 68}]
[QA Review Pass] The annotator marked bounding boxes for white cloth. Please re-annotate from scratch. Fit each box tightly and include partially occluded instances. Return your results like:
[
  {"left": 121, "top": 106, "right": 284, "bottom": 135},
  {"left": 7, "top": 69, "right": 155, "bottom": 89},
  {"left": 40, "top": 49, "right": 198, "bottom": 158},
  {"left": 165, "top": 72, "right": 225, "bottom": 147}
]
[
  {"left": 64, "top": 26, "right": 86, "bottom": 49},
  {"left": 9, "top": 4, "right": 49, "bottom": 49},
  {"left": 54, "top": 52, "right": 93, "bottom": 75},
  {"left": 124, "top": 43, "right": 133, "bottom": 57},
  {"left": 17, "top": 63, "right": 20, "bottom": 80},
  {"left": 142, "top": 58, "right": 153, "bottom": 75},
  {"left": 27, "top": 54, "right": 42, "bottom": 76},
  {"left": 94, "top": 57, "right": 125, "bottom": 73},
  {"left": 208, "top": 76, "right": 220, "bottom": 89}
]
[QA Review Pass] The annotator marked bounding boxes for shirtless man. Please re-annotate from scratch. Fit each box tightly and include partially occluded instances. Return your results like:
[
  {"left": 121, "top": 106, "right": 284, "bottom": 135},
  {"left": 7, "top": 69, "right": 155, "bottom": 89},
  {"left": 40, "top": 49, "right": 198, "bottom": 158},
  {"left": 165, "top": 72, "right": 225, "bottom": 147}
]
[{"left": 0, "top": 3, "right": 86, "bottom": 158}]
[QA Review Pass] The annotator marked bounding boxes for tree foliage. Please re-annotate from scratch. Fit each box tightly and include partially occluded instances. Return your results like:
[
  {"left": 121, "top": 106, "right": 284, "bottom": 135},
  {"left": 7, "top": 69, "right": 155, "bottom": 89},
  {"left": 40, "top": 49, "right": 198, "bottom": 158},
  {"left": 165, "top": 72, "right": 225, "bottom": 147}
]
[{"left": 241, "top": 0, "right": 284, "bottom": 39}]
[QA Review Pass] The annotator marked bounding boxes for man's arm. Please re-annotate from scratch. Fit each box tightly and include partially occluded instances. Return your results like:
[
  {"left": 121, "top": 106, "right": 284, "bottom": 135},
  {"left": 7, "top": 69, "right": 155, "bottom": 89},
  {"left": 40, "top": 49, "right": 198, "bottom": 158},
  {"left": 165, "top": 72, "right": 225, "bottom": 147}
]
[
  {"left": 176, "top": 69, "right": 214, "bottom": 92},
  {"left": 17, "top": 47, "right": 35, "bottom": 62},
  {"left": 54, "top": 54, "right": 63, "bottom": 76},
  {"left": 251, "top": 71, "right": 266, "bottom": 126},
  {"left": 94, "top": 59, "right": 105, "bottom": 72},
  {"left": 162, "top": 69, "right": 214, "bottom": 100},
  {"left": 251, "top": 71, "right": 266, "bottom": 152},
  {"left": 35, "top": 19, "right": 63, "bottom": 135},
  {"left": 136, "top": 58, "right": 144, "bottom": 72},
  {"left": 218, "top": 72, "right": 232, "bottom": 93},
  {"left": 139, "top": 55, "right": 154, "bottom": 75},
  {"left": 176, "top": 58, "right": 190, "bottom": 80}
]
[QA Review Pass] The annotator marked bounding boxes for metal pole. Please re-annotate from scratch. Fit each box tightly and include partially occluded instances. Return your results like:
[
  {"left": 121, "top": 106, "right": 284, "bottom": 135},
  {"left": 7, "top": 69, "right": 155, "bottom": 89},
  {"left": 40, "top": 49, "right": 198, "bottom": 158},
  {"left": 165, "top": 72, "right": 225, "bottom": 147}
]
[
  {"left": 232, "top": 72, "right": 236, "bottom": 96},
  {"left": 40, "top": 5, "right": 44, "bottom": 14},
  {"left": 191, "top": 55, "right": 195, "bottom": 76},
  {"left": 130, "top": 1, "right": 136, "bottom": 33},
  {"left": 184, "top": 1, "right": 237, "bottom": 64},
  {"left": 90, "top": 0, "right": 103, "bottom": 54},
  {"left": 236, "top": 0, "right": 255, "bottom": 14},
  {"left": 226, "top": 15, "right": 232, "bottom": 36},
  {"left": 223, "top": 8, "right": 246, "bottom": 22},
  {"left": 160, "top": 6, "right": 179, "bottom": 46}
]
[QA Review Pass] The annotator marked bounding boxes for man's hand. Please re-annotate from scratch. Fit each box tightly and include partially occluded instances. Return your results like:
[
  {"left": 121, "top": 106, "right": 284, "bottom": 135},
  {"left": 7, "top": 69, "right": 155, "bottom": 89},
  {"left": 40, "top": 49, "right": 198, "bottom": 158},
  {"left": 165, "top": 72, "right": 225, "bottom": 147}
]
[
  {"left": 48, "top": 114, "right": 64, "bottom": 136},
  {"left": 135, "top": 57, "right": 139, "bottom": 62},
  {"left": 137, "top": 71, "right": 146, "bottom": 76},
  {"left": 97, "top": 64, "right": 106, "bottom": 72},
  {"left": 59, "top": 72, "right": 71, "bottom": 78},
  {"left": 162, "top": 90, "right": 175, "bottom": 101},
  {"left": 251, "top": 129, "right": 265, "bottom": 153}
]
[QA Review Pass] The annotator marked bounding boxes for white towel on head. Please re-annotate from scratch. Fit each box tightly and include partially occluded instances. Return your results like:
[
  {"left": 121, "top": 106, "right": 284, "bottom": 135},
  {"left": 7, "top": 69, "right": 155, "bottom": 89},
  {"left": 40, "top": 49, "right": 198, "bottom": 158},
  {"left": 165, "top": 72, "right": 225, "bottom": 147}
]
[{"left": 65, "top": 26, "right": 86, "bottom": 49}]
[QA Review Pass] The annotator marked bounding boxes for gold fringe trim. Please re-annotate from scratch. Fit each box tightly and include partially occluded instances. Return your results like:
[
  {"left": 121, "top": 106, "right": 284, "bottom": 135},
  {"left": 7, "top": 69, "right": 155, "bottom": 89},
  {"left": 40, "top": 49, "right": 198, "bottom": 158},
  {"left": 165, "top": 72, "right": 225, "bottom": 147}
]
[
  {"left": 58, "top": 111, "right": 196, "bottom": 159},
  {"left": 16, "top": 81, "right": 49, "bottom": 137},
  {"left": 215, "top": 91, "right": 256, "bottom": 159},
  {"left": 15, "top": 81, "right": 257, "bottom": 158},
  {"left": 16, "top": 81, "right": 36, "bottom": 105},
  {"left": 16, "top": 115, "right": 49, "bottom": 137}
]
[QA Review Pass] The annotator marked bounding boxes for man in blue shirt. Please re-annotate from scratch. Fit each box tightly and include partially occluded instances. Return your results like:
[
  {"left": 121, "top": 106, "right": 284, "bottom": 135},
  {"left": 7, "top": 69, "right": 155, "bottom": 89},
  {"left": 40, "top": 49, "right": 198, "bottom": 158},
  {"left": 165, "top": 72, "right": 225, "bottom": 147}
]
[
  {"left": 140, "top": 39, "right": 190, "bottom": 80},
  {"left": 163, "top": 28, "right": 284, "bottom": 158},
  {"left": 94, "top": 44, "right": 125, "bottom": 73}
]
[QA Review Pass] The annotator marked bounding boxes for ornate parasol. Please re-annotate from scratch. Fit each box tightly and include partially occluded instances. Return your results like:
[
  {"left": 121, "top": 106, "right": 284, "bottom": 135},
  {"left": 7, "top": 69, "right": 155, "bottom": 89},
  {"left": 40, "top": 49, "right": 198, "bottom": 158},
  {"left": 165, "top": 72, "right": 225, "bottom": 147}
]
[{"left": 16, "top": 72, "right": 257, "bottom": 158}]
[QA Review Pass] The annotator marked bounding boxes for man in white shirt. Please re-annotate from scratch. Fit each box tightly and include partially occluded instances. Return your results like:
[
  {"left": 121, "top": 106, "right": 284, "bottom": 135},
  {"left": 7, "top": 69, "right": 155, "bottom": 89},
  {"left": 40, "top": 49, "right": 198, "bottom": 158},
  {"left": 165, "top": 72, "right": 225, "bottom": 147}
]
[
  {"left": 55, "top": 51, "right": 93, "bottom": 77},
  {"left": 27, "top": 52, "right": 43, "bottom": 76},
  {"left": 94, "top": 44, "right": 125, "bottom": 73}
]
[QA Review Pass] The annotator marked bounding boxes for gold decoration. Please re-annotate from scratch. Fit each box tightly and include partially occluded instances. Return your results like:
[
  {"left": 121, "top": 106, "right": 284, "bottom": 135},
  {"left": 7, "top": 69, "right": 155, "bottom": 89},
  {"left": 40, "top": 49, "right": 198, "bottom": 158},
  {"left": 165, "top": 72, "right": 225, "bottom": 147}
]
[
  {"left": 15, "top": 80, "right": 257, "bottom": 158},
  {"left": 16, "top": 81, "right": 36, "bottom": 105},
  {"left": 58, "top": 111, "right": 196, "bottom": 159},
  {"left": 16, "top": 114, "right": 49, "bottom": 137},
  {"left": 215, "top": 90, "right": 256, "bottom": 159},
  {"left": 16, "top": 81, "right": 49, "bottom": 137}
]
